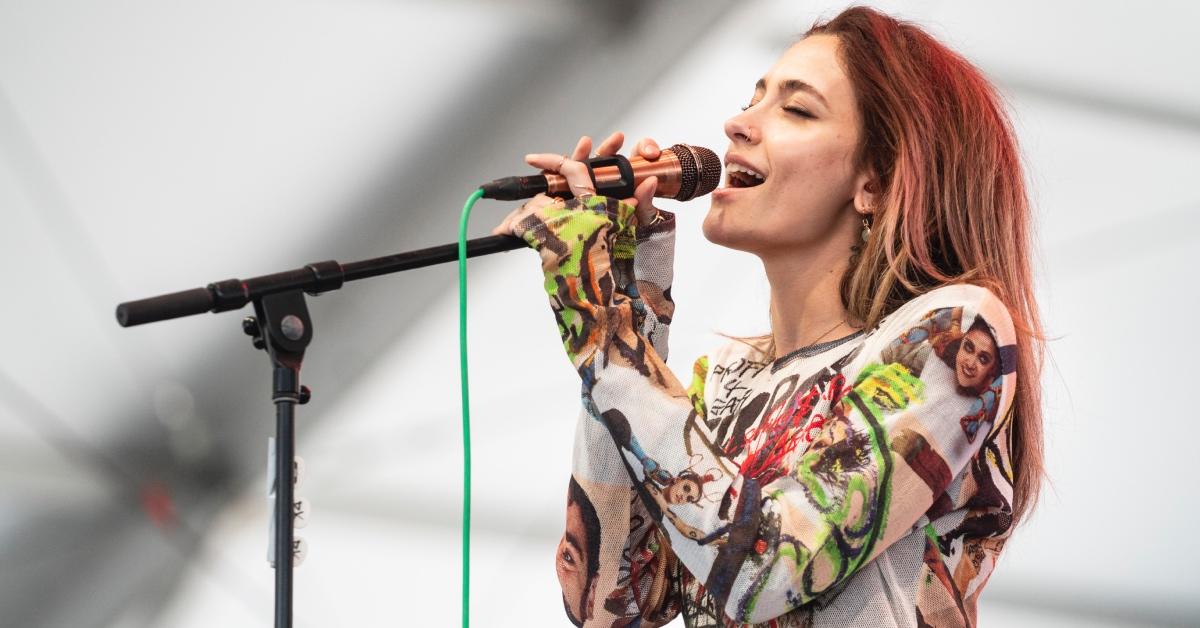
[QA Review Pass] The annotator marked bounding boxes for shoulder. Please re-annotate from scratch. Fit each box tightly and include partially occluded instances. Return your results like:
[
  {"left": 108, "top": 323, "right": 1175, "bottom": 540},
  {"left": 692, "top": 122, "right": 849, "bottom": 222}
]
[
  {"left": 694, "top": 335, "right": 773, "bottom": 387},
  {"left": 861, "top": 284, "right": 1019, "bottom": 396},
  {"left": 706, "top": 335, "right": 772, "bottom": 368},
  {"left": 876, "top": 283, "right": 1016, "bottom": 348}
]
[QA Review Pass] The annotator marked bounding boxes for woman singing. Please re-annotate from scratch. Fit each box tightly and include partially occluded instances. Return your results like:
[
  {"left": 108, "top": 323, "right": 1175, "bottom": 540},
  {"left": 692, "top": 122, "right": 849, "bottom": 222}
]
[{"left": 492, "top": 6, "right": 1044, "bottom": 627}]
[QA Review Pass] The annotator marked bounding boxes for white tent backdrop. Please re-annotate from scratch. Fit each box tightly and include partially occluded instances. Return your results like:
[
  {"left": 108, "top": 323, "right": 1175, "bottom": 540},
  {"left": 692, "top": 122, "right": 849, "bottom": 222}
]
[{"left": 1, "top": 1, "right": 1197, "bottom": 626}]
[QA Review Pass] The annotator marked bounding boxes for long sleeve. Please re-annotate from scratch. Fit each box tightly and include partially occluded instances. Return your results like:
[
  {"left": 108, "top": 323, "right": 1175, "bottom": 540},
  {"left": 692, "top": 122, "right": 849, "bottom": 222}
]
[
  {"left": 539, "top": 196, "right": 684, "bottom": 626},
  {"left": 522, "top": 196, "right": 1019, "bottom": 625}
]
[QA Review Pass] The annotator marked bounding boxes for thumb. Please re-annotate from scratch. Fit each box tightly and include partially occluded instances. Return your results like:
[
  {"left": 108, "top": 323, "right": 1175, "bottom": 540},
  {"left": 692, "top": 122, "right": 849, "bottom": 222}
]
[{"left": 632, "top": 176, "right": 658, "bottom": 225}]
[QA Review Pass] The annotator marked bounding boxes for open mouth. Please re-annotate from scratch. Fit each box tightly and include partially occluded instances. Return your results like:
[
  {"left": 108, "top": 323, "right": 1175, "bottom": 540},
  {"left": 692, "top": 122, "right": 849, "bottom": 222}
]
[{"left": 726, "top": 162, "right": 765, "bottom": 188}]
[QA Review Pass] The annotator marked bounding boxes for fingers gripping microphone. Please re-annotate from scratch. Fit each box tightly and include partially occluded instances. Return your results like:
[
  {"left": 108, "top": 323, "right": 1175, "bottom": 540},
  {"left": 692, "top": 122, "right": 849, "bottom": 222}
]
[{"left": 480, "top": 144, "right": 722, "bottom": 202}]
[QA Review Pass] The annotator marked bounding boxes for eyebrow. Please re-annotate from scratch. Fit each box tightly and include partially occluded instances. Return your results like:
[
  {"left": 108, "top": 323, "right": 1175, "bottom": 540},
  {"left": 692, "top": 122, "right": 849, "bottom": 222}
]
[
  {"left": 564, "top": 531, "right": 583, "bottom": 557},
  {"left": 755, "top": 78, "right": 830, "bottom": 109}
]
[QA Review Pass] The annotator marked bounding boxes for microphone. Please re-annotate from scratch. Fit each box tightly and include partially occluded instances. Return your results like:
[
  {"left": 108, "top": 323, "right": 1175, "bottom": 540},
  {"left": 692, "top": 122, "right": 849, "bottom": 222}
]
[{"left": 480, "top": 144, "right": 722, "bottom": 202}]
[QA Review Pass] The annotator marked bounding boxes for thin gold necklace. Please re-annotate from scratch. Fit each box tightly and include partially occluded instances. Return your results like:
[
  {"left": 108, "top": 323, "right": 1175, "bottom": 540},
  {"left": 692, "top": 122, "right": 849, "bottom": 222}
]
[{"left": 801, "top": 318, "right": 847, "bottom": 349}]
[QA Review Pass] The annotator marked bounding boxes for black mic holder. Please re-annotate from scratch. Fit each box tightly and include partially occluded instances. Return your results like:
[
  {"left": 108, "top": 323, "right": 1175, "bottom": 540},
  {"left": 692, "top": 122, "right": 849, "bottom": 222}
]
[{"left": 115, "top": 231, "right": 527, "bottom": 628}]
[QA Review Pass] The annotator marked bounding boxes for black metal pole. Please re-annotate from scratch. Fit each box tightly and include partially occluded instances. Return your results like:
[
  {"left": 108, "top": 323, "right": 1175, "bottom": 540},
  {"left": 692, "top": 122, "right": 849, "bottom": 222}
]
[
  {"left": 273, "top": 366, "right": 298, "bottom": 628},
  {"left": 342, "top": 233, "right": 526, "bottom": 282},
  {"left": 115, "top": 234, "right": 527, "bottom": 328}
]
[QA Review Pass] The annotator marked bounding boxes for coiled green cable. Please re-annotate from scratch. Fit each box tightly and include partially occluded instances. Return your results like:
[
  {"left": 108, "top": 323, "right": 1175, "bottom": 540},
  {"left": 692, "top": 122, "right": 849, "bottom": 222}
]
[{"left": 457, "top": 188, "right": 484, "bottom": 628}]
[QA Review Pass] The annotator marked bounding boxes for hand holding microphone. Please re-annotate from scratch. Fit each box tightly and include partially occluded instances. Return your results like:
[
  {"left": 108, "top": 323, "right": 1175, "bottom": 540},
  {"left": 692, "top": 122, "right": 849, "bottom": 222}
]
[
  {"left": 489, "top": 132, "right": 721, "bottom": 237},
  {"left": 492, "top": 132, "right": 659, "bottom": 236}
]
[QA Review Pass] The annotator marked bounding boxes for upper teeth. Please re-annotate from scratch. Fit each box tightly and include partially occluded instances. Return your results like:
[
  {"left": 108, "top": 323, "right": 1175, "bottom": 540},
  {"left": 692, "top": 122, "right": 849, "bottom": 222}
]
[{"left": 727, "top": 162, "right": 764, "bottom": 179}]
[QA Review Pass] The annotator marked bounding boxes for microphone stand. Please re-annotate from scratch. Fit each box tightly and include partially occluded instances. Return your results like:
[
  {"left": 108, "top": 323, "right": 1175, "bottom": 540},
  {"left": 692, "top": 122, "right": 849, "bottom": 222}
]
[{"left": 115, "top": 233, "right": 527, "bottom": 628}]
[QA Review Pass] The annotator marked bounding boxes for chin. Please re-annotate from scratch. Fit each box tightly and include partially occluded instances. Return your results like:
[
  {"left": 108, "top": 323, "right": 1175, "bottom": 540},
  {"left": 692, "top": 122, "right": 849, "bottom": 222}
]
[
  {"left": 702, "top": 209, "right": 762, "bottom": 255},
  {"left": 700, "top": 206, "right": 722, "bottom": 243},
  {"left": 702, "top": 204, "right": 738, "bottom": 247}
]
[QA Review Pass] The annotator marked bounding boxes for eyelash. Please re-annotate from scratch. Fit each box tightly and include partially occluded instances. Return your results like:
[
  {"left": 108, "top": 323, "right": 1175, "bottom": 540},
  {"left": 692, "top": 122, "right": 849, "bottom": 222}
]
[{"left": 740, "top": 102, "right": 814, "bottom": 118}]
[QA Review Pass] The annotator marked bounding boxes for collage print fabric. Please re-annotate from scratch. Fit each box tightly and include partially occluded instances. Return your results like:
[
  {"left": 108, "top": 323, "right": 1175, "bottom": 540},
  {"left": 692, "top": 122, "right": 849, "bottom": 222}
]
[{"left": 516, "top": 195, "right": 1018, "bottom": 627}]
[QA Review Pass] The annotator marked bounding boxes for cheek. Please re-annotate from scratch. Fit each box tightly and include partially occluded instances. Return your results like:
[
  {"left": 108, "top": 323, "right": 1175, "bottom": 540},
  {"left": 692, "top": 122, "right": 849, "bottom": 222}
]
[
  {"left": 777, "top": 120, "right": 855, "bottom": 167},
  {"left": 555, "top": 543, "right": 570, "bottom": 580},
  {"left": 764, "top": 141, "right": 858, "bottom": 218},
  {"left": 777, "top": 144, "right": 856, "bottom": 199}
]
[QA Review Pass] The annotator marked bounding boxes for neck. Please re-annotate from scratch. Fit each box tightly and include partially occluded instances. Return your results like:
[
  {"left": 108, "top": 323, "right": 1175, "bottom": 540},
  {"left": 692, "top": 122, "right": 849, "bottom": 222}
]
[{"left": 762, "top": 245, "right": 854, "bottom": 358}]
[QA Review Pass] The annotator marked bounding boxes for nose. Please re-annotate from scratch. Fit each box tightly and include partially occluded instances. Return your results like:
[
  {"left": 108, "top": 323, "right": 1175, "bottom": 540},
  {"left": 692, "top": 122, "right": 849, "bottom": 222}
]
[{"left": 724, "top": 109, "right": 758, "bottom": 144}]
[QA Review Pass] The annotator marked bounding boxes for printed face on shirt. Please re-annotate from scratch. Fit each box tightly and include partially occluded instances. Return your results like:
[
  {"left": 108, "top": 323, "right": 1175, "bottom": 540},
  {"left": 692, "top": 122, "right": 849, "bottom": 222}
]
[
  {"left": 558, "top": 478, "right": 600, "bottom": 625},
  {"left": 955, "top": 328, "right": 997, "bottom": 393},
  {"left": 557, "top": 501, "right": 590, "bottom": 622},
  {"left": 665, "top": 476, "right": 703, "bottom": 505}
]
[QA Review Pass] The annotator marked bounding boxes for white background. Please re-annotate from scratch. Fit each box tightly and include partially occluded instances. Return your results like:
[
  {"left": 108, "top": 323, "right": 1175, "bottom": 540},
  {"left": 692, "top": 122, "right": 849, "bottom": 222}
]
[{"left": 1, "top": 1, "right": 1197, "bottom": 626}]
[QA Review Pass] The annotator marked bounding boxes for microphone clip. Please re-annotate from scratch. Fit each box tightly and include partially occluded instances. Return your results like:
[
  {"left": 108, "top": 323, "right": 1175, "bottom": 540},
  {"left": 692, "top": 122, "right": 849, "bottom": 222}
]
[{"left": 575, "top": 154, "right": 636, "bottom": 199}]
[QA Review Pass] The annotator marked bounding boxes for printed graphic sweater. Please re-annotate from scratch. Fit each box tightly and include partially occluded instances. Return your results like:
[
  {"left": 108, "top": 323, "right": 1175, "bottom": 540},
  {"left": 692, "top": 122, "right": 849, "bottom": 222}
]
[{"left": 517, "top": 196, "right": 1019, "bottom": 627}]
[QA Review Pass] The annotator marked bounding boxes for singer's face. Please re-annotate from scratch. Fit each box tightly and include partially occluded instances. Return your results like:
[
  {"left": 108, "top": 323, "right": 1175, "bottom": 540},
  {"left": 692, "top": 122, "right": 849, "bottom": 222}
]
[{"left": 706, "top": 34, "right": 866, "bottom": 258}]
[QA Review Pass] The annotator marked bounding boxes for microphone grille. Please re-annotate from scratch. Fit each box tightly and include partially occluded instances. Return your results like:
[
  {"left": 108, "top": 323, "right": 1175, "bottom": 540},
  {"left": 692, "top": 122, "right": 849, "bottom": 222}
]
[{"left": 668, "top": 144, "right": 722, "bottom": 201}]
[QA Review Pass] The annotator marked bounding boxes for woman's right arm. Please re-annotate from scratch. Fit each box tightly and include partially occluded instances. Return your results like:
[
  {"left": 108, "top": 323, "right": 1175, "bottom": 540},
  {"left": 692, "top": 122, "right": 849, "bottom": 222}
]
[
  {"left": 571, "top": 142, "right": 688, "bottom": 626},
  {"left": 504, "top": 134, "right": 686, "bottom": 626}
]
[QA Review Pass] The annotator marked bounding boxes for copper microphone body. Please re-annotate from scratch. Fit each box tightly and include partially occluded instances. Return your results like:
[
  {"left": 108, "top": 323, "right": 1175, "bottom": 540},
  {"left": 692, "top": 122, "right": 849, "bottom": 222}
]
[
  {"left": 544, "top": 144, "right": 720, "bottom": 202},
  {"left": 479, "top": 144, "right": 720, "bottom": 201},
  {"left": 545, "top": 150, "right": 684, "bottom": 198}
]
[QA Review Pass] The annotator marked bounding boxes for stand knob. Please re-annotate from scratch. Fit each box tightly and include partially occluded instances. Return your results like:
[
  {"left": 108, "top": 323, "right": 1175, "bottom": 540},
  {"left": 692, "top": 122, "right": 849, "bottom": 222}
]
[{"left": 299, "top": 385, "right": 312, "bottom": 405}]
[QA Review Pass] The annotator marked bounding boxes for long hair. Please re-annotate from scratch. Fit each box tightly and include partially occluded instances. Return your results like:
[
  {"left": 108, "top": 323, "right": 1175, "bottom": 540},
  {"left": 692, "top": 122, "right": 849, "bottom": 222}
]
[{"left": 808, "top": 7, "right": 1044, "bottom": 524}]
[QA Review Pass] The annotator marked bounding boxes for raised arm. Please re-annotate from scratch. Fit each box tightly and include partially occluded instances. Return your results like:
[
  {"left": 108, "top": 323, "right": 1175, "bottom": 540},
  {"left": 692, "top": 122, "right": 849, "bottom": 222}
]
[
  {"left": 504, "top": 134, "right": 688, "bottom": 626},
  {"left": 552, "top": 201, "right": 686, "bottom": 626}
]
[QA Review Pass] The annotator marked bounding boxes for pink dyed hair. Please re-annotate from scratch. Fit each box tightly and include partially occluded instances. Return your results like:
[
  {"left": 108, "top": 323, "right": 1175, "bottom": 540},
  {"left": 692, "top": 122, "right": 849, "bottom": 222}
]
[{"left": 810, "top": 7, "right": 1044, "bottom": 524}]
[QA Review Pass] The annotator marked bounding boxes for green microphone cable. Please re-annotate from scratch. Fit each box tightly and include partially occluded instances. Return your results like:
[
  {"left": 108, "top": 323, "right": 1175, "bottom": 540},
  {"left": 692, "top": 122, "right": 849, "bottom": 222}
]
[{"left": 457, "top": 187, "right": 484, "bottom": 628}]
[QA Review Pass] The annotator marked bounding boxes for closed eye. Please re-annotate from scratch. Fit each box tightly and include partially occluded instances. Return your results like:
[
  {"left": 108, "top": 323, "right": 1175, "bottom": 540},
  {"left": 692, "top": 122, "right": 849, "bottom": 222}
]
[{"left": 740, "top": 101, "right": 814, "bottom": 119}]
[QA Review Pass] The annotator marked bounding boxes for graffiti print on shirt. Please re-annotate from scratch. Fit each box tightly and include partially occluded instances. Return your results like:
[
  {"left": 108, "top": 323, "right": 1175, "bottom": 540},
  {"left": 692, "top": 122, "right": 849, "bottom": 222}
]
[{"left": 706, "top": 356, "right": 771, "bottom": 435}]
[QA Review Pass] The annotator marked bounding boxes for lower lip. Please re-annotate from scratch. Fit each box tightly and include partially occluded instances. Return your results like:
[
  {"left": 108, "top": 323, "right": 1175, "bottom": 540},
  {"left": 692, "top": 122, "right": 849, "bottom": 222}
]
[{"left": 712, "top": 185, "right": 754, "bottom": 202}]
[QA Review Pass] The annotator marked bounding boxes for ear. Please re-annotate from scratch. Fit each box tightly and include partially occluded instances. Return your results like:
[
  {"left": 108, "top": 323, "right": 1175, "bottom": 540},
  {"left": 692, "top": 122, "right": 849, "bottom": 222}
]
[{"left": 851, "top": 171, "right": 881, "bottom": 218}]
